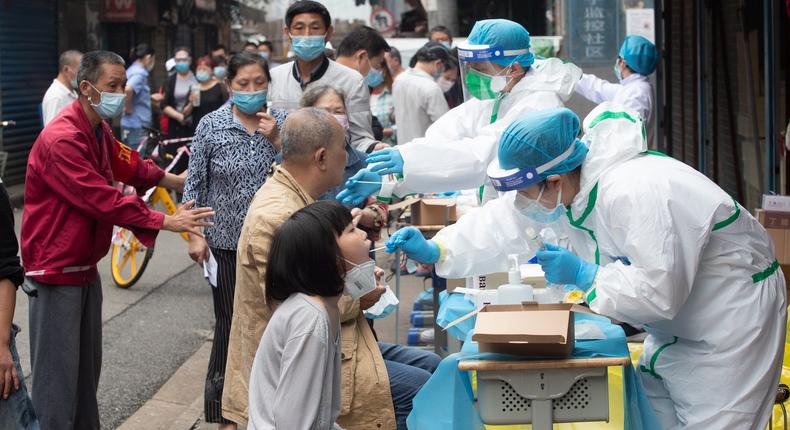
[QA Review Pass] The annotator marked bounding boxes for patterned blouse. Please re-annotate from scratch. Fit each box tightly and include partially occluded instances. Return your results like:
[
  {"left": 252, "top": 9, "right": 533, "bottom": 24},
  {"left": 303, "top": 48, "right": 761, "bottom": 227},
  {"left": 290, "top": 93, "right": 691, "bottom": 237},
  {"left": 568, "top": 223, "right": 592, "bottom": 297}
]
[{"left": 183, "top": 103, "right": 286, "bottom": 250}]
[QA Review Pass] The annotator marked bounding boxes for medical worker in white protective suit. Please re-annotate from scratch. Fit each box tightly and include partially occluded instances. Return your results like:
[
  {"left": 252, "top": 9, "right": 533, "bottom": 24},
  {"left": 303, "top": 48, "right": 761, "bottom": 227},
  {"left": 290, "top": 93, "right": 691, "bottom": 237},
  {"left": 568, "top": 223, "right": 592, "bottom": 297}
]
[
  {"left": 386, "top": 104, "right": 787, "bottom": 429},
  {"left": 336, "top": 19, "right": 581, "bottom": 205},
  {"left": 574, "top": 35, "right": 657, "bottom": 147}
]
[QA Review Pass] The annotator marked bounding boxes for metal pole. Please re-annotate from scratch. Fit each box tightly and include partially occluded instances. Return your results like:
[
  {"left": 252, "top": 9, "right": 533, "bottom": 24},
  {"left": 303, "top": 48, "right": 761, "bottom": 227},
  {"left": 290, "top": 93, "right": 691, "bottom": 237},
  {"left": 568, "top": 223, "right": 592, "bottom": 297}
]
[
  {"left": 395, "top": 249, "right": 401, "bottom": 344},
  {"left": 696, "top": 0, "right": 706, "bottom": 175},
  {"left": 428, "top": 0, "right": 459, "bottom": 37},
  {"left": 654, "top": 0, "right": 665, "bottom": 152},
  {"left": 764, "top": 0, "right": 777, "bottom": 193}
]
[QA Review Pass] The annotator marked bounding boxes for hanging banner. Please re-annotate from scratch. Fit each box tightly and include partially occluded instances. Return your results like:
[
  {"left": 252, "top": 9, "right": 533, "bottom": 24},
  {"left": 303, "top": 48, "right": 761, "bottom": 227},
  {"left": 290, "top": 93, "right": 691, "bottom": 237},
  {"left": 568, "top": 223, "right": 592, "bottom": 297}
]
[{"left": 101, "top": 0, "right": 136, "bottom": 22}]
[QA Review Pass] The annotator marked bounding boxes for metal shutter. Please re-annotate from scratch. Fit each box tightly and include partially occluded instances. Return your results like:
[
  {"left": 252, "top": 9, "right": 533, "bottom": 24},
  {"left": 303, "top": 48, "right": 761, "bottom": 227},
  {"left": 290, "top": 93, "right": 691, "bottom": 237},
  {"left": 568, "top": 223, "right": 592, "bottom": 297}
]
[{"left": 0, "top": 0, "right": 57, "bottom": 185}]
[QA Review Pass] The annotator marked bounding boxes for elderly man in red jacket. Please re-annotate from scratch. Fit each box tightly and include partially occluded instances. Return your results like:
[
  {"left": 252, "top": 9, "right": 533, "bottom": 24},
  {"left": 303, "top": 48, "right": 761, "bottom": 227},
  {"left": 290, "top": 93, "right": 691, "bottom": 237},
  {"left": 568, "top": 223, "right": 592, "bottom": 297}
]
[{"left": 21, "top": 50, "right": 213, "bottom": 429}]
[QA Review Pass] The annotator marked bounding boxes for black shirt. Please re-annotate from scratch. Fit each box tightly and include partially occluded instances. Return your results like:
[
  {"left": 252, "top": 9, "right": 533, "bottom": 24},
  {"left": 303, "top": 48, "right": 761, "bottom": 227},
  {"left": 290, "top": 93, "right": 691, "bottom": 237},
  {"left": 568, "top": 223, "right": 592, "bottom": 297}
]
[
  {"left": 193, "top": 83, "right": 229, "bottom": 128},
  {"left": 0, "top": 183, "right": 23, "bottom": 287}
]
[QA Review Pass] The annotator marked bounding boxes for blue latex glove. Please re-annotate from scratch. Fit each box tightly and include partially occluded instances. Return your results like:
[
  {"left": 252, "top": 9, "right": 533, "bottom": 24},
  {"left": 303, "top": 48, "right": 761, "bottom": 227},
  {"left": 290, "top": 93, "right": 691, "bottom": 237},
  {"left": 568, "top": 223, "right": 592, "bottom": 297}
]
[
  {"left": 536, "top": 243, "right": 598, "bottom": 291},
  {"left": 336, "top": 169, "right": 381, "bottom": 206},
  {"left": 385, "top": 227, "right": 440, "bottom": 264},
  {"left": 367, "top": 148, "right": 404, "bottom": 175}
]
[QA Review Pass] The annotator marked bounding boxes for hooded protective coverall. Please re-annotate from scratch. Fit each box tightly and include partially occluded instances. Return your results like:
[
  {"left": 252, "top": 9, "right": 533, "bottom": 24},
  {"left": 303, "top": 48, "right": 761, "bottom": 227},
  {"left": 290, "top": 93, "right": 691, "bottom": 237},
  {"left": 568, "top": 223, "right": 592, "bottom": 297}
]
[
  {"left": 378, "top": 57, "right": 581, "bottom": 199},
  {"left": 431, "top": 103, "right": 787, "bottom": 429}
]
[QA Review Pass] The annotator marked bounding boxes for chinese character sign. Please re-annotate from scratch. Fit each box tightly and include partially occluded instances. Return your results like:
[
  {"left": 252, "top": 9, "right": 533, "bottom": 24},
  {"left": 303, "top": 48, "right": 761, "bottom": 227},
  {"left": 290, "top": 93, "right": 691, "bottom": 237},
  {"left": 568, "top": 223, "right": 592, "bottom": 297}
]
[{"left": 567, "top": 0, "right": 620, "bottom": 65}]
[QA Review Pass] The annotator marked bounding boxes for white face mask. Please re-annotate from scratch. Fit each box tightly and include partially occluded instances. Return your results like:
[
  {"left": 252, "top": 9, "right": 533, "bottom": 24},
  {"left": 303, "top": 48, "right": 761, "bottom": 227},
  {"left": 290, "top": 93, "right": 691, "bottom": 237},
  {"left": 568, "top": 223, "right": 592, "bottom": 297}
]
[
  {"left": 364, "top": 286, "right": 399, "bottom": 319},
  {"left": 343, "top": 259, "right": 377, "bottom": 299},
  {"left": 437, "top": 77, "right": 454, "bottom": 92},
  {"left": 515, "top": 184, "right": 566, "bottom": 224}
]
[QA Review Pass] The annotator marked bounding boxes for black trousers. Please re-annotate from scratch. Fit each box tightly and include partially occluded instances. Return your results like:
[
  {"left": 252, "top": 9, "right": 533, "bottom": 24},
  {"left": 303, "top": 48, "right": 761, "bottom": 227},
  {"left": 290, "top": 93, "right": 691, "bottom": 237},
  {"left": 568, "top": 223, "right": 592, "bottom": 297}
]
[
  {"left": 204, "top": 248, "right": 237, "bottom": 424},
  {"left": 28, "top": 276, "right": 102, "bottom": 430}
]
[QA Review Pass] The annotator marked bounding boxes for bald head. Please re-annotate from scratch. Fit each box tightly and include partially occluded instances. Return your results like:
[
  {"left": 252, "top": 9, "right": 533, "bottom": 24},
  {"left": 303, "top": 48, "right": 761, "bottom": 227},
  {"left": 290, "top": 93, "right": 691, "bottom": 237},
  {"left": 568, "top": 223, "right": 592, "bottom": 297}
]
[{"left": 281, "top": 107, "right": 344, "bottom": 164}]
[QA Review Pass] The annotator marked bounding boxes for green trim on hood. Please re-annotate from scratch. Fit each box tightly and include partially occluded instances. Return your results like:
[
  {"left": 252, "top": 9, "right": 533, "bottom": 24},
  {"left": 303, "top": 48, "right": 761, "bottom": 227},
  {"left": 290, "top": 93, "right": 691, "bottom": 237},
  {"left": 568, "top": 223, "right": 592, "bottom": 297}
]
[
  {"left": 587, "top": 110, "right": 637, "bottom": 130},
  {"left": 566, "top": 182, "right": 600, "bottom": 265}
]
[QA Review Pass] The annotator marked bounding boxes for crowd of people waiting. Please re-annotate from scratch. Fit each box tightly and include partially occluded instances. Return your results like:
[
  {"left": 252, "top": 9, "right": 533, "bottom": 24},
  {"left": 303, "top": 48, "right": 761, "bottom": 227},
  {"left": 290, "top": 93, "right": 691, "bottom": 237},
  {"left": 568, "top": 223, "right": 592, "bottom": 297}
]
[{"left": 0, "top": 0, "right": 690, "bottom": 428}]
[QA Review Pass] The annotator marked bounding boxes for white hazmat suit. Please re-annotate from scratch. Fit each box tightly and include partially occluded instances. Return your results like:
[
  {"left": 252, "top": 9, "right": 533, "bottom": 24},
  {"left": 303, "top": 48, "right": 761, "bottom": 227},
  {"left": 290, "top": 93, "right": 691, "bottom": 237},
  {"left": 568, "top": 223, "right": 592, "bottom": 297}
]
[
  {"left": 378, "top": 58, "right": 581, "bottom": 198},
  {"left": 432, "top": 103, "right": 787, "bottom": 428}
]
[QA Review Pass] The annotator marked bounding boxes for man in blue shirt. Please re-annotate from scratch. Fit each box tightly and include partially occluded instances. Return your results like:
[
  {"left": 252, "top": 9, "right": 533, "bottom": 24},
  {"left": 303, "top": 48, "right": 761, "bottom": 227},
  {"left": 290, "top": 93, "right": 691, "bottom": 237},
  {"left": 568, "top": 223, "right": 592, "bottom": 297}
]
[{"left": 121, "top": 44, "right": 161, "bottom": 149}]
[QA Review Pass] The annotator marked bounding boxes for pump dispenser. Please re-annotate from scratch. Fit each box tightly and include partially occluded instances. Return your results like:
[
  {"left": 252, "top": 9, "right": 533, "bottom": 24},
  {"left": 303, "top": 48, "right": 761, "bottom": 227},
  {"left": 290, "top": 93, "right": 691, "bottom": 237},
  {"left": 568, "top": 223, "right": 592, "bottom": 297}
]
[{"left": 496, "top": 254, "right": 534, "bottom": 304}]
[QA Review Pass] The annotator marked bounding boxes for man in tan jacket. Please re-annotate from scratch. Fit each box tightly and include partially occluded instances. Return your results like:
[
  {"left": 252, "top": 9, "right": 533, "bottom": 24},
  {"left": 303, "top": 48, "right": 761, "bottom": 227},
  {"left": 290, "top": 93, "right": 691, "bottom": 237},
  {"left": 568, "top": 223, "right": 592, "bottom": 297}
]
[{"left": 224, "top": 107, "right": 438, "bottom": 430}]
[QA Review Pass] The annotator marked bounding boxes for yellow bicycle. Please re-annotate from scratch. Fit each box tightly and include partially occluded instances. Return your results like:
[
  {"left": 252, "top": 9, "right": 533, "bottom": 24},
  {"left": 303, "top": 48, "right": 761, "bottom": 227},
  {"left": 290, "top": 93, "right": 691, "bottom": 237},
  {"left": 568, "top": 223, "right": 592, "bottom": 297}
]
[
  {"left": 110, "top": 186, "right": 190, "bottom": 288},
  {"left": 111, "top": 132, "right": 192, "bottom": 288}
]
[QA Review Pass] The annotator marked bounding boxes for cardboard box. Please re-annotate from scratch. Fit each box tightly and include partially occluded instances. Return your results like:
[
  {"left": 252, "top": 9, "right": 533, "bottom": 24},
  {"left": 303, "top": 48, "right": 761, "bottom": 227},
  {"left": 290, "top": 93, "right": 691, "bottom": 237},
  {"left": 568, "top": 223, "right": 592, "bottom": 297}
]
[
  {"left": 756, "top": 209, "right": 790, "bottom": 265},
  {"left": 762, "top": 195, "right": 790, "bottom": 213},
  {"left": 389, "top": 197, "right": 457, "bottom": 226},
  {"left": 444, "top": 272, "right": 509, "bottom": 293},
  {"left": 446, "top": 303, "right": 576, "bottom": 357}
]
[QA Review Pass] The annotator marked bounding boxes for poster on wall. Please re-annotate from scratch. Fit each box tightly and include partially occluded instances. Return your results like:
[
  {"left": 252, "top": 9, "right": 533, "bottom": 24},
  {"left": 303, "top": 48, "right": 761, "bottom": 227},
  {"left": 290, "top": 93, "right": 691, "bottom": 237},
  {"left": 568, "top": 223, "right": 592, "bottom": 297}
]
[{"left": 626, "top": 8, "right": 655, "bottom": 43}]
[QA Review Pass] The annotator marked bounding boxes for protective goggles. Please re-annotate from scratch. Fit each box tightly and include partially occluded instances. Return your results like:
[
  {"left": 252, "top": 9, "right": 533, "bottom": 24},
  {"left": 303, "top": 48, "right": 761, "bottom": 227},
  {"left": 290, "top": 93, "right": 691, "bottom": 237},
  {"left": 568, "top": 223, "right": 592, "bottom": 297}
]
[{"left": 486, "top": 143, "right": 578, "bottom": 192}]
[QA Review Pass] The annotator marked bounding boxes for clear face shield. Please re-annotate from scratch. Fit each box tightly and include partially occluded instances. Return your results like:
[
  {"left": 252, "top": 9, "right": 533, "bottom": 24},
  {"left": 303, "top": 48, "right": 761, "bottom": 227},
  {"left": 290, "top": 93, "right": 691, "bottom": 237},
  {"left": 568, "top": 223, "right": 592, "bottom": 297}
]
[{"left": 457, "top": 43, "right": 529, "bottom": 101}]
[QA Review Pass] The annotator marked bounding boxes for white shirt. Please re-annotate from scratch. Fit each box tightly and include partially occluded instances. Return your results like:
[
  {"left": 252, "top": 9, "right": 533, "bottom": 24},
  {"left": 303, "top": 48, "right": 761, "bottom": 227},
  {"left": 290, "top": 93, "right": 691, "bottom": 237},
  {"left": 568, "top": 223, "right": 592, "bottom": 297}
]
[
  {"left": 41, "top": 78, "right": 77, "bottom": 126},
  {"left": 574, "top": 73, "right": 654, "bottom": 146},
  {"left": 392, "top": 68, "right": 449, "bottom": 145},
  {"left": 269, "top": 58, "right": 377, "bottom": 153}
]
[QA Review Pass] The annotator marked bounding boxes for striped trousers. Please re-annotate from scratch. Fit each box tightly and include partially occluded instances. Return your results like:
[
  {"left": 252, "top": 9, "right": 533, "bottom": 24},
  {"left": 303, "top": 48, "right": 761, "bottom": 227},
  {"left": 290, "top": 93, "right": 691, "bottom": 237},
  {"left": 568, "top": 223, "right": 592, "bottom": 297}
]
[{"left": 205, "top": 248, "right": 237, "bottom": 424}]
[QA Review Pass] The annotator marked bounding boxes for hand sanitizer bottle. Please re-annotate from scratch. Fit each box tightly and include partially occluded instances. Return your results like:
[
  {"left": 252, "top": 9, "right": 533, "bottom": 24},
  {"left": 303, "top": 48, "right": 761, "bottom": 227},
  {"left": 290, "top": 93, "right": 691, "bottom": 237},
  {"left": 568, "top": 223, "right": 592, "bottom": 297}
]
[{"left": 497, "top": 254, "right": 534, "bottom": 305}]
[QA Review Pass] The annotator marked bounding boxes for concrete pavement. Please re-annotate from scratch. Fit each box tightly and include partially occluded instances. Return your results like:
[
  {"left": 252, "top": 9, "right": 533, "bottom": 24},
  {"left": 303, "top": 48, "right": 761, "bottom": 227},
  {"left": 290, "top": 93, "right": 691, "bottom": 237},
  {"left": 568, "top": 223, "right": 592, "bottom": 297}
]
[
  {"left": 11, "top": 202, "right": 431, "bottom": 429},
  {"left": 119, "top": 248, "right": 430, "bottom": 430}
]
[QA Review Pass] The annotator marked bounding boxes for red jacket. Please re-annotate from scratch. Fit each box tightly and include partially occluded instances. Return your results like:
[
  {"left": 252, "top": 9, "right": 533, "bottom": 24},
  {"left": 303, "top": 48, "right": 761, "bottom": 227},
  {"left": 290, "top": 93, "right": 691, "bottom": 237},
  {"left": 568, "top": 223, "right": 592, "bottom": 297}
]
[{"left": 21, "top": 100, "right": 165, "bottom": 285}]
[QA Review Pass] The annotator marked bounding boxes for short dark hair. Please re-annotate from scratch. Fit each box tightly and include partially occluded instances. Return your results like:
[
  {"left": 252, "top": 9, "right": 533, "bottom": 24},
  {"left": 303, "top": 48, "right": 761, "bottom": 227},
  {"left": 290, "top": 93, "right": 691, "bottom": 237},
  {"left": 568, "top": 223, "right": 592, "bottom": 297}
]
[
  {"left": 387, "top": 46, "right": 401, "bottom": 63},
  {"left": 412, "top": 41, "right": 451, "bottom": 65},
  {"left": 259, "top": 40, "right": 274, "bottom": 51},
  {"left": 266, "top": 200, "right": 351, "bottom": 305},
  {"left": 174, "top": 46, "right": 191, "bottom": 57},
  {"left": 336, "top": 26, "right": 390, "bottom": 59},
  {"left": 429, "top": 25, "right": 453, "bottom": 43},
  {"left": 76, "top": 50, "right": 125, "bottom": 84},
  {"left": 211, "top": 44, "right": 227, "bottom": 53},
  {"left": 130, "top": 43, "right": 154, "bottom": 61},
  {"left": 227, "top": 50, "right": 270, "bottom": 82},
  {"left": 285, "top": 0, "right": 331, "bottom": 30},
  {"left": 243, "top": 41, "right": 258, "bottom": 49}
]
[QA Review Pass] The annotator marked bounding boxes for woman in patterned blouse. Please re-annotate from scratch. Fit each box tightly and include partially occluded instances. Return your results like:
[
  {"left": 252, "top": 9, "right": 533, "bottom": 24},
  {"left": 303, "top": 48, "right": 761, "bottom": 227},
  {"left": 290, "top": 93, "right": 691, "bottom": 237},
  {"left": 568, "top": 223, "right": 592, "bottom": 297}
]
[{"left": 182, "top": 51, "right": 285, "bottom": 429}]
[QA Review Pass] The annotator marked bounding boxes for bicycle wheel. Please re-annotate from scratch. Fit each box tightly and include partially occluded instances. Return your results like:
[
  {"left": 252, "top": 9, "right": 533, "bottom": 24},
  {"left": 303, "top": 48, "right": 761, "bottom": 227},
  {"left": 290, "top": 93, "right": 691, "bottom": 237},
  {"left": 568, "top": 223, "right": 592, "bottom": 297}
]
[{"left": 110, "top": 227, "right": 154, "bottom": 288}]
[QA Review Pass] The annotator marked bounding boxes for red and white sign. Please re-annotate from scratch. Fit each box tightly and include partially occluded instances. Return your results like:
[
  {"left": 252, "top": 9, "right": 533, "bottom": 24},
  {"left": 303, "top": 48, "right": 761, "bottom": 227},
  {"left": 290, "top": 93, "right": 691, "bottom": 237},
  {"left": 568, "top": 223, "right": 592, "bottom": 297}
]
[
  {"left": 102, "top": 0, "right": 136, "bottom": 22},
  {"left": 370, "top": 7, "right": 396, "bottom": 35}
]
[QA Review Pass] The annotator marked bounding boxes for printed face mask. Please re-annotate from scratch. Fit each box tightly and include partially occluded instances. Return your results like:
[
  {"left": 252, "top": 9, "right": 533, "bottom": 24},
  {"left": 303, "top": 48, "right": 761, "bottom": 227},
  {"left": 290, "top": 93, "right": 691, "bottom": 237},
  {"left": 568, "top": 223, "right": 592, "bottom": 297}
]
[{"left": 343, "top": 259, "right": 377, "bottom": 299}]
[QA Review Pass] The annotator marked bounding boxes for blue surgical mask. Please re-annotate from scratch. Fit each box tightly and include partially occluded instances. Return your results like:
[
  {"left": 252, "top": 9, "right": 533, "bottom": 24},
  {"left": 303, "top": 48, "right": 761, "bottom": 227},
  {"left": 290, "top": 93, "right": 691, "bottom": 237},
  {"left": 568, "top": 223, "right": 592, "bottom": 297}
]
[
  {"left": 70, "top": 79, "right": 79, "bottom": 89},
  {"left": 196, "top": 71, "right": 211, "bottom": 82},
  {"left": 174, "top": 62, "right": 190, "bottom": 73},
  {"left": 614, "top": 59, "right": 623, "bottom": 82},
  {"left": 290, "top": 33, "right": 326, "bottom": 61},
  {"left": 232, "top": 89, "right": 267, "bottom": 114},
  {"left": 440, "top": 41, "right": 451, "bottom": 49},
  {"left": 213, "top": 66, "right": 227, "bottom": 78},
  {"left": 364, "top": 67, "right": 384, "bottom": 87},
  {"left": 88, "top": 82, "right": 126, "bottom": 119},
  {"left": 516, "top": 185, "right": 566, "bottom": 224},
  {"left": 260, "top": 52, "right": 270, "bottom": 61}
]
